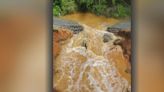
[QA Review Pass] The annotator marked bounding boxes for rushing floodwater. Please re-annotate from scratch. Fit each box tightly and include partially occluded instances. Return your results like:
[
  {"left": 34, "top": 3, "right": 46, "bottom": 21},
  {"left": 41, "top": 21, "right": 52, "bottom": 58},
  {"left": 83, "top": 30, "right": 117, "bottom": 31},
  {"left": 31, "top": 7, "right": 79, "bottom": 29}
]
[
  {"left": 54, "top": 13, "right": 131, "bottom": 92},
  {"left": 60, "top": 12, "right": 123, "bottom": 29}
]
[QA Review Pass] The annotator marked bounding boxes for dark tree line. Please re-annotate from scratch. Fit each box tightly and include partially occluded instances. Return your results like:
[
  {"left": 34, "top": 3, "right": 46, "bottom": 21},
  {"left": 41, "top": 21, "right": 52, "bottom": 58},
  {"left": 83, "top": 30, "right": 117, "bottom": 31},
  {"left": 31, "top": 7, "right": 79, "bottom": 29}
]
[{"left": 53, "top": 0, "right": 131, "bottom": 18}]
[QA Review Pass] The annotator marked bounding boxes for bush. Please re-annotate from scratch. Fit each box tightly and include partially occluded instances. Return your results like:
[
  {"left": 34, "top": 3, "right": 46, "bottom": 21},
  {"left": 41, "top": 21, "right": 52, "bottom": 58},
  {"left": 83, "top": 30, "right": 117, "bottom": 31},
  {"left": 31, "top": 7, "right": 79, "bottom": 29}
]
[
  {"left": 53, "top": 6, "right": 61, "bottom": 16},
  {"left": 110, "top": 4, "right": 131, "bottom": 18},
  {"left": 60, "top": 0, "right": 77, "bottom": 15},
  {"left": 53, "top": 0, "right": 131, "bottom": 18}
]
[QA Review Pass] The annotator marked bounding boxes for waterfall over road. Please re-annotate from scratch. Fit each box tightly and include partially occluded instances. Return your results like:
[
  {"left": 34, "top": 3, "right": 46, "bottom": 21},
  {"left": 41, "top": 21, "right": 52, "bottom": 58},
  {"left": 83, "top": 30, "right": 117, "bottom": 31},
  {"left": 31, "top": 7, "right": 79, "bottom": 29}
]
[{"left": 54, "top": 24, "right": 131, "bottom": 92}]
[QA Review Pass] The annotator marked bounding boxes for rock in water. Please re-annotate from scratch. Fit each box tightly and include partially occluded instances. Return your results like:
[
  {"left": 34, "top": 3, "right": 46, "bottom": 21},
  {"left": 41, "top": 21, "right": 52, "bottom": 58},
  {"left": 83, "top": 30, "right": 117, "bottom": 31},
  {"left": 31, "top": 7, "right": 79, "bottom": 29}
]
[{"left": 103, "top": 33, "right": 113, "bottom": 43}]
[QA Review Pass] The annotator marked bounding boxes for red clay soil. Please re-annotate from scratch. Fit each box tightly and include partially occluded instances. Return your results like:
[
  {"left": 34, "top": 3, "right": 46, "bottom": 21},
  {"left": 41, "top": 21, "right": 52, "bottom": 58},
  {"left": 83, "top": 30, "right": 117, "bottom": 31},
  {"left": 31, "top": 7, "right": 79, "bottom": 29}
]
[
  {"left": 53, "top": 28, "right": 73, "bottom": 57},
  {"left": 113, "top": 30, "right": 131, "bottom": 62}
]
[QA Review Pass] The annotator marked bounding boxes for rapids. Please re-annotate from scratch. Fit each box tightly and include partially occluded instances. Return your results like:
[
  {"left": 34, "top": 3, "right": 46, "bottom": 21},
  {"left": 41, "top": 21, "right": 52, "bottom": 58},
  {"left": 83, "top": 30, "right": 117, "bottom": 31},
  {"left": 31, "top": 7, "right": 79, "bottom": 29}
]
[{"left": 54, "top": 24, "right": 131, "bottom": 92}]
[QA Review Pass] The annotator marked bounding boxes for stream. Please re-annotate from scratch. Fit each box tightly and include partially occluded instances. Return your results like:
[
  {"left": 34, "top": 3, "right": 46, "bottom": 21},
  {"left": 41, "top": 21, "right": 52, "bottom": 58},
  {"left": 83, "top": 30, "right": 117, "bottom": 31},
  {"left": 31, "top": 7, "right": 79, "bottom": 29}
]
[{"left": 53, "top": 13, "right": 131, "bottom": 92}]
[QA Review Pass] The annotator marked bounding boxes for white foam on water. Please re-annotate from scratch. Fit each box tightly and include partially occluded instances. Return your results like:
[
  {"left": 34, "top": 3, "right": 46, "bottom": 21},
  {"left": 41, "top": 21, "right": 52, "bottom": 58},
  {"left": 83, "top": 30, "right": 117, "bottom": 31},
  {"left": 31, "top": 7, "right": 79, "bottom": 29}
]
[{"left": 54, "top": 25, "right": 131, "bottom": 92}]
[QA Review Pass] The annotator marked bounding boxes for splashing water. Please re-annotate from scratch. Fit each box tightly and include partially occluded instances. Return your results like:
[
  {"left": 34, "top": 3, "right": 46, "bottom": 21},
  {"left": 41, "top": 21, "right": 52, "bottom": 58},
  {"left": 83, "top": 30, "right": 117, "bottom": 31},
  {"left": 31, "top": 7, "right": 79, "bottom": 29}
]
[{"left": 54, "top": 24, "right": 131, "bottom": 92}]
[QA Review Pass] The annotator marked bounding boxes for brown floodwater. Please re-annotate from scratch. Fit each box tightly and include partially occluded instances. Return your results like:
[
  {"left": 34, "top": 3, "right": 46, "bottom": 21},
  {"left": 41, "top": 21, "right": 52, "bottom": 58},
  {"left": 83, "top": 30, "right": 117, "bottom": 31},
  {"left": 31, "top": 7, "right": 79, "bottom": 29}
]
[
  {"left": 60, "top": 12, "right": 123, "bottom": 29},
  {"left": 54, "top": 13, "right": 131, "bottom": 92}
]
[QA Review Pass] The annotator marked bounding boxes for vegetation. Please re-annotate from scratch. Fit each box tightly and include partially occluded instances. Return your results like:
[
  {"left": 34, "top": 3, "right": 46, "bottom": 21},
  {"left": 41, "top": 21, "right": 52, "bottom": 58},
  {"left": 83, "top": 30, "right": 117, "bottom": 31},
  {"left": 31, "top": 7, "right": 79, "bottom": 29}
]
[{"left": 53, "top": 0, "right": 131, "bottom": 18}]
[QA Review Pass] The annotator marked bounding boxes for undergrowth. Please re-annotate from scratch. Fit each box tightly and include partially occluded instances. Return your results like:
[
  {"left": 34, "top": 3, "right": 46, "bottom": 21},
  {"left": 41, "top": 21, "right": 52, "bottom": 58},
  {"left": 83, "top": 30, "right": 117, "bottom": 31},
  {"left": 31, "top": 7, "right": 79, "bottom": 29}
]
[{"left": 53, "top": 0, "right": 131, "bottom": 18}]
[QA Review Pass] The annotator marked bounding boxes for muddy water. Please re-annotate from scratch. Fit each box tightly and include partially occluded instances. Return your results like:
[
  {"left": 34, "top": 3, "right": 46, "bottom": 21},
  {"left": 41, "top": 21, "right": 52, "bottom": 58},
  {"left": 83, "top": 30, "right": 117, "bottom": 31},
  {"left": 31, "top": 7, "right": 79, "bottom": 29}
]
[
  {"left": 60, "top": 12, "right": 121, "bottom": 30},
  {"left": 54, "top": 13, "right": 131, "bottom": 92}
]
